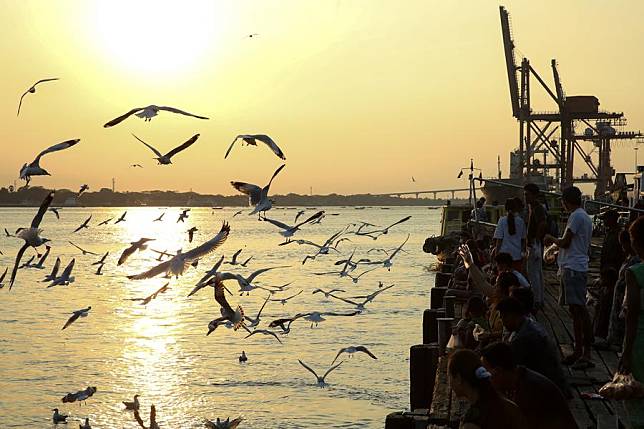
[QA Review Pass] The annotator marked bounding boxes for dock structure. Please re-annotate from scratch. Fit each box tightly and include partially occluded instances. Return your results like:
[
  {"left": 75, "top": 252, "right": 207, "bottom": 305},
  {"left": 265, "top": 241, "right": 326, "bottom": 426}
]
[{"left": 385, "top": 255, "right": 631, "bottom": 429}]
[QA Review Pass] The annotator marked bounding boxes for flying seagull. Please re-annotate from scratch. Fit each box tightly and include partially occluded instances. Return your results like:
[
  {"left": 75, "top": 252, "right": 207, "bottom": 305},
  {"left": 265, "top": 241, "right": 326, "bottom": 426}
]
[
  {"left": 0, "top": 267, "right": 7, "bottom": 289},
  {"left": 187, "top": 227, "right": 198, "bottom": 243},
  {"left": 132, "top": 133, "right": 200, "bottom": 165},
  {"left": 9, "top": 191, "right": 53, "bottom": 289},
  {"left": 133, "top": 404, "right": 159, "bottom": 429},
  {"left": 103, "top": 105, "right": 208, "bottom": 128},
  {"left": 62, "top": 306, "right": 91, "bottom": 330},
  {"left": 77, "top": 184, "right": 89, "bottom": 197},
  {"left": 261, "top": 210, "right": 325, "bottom": 238},
  {"left": 114, "top": 211, "right": 127, "bottom": 224},
  {"left": 244, "top": 329, "right": 282, "bottom": 344},
  {"left": 131, "top": 164, "right": 143, "bottom": 168},
  {"left": 128, "top": 222, "right": 229, "bottom": 280},
  {"left": 95, "top": 263, "right": 104, "bottom": 276},
  {"left": 270, "top": 289, "right": 302, "bottom": 305},
  {"left": 206, "top": 278, "right": 248, "bottom": 335},
  {"left": 118, "top": 238, "right": 154, "bottom": 265},
  {"left": 92, "top": 252, "right": 109, "bottom": 266},
  {"left": 47, "top": 258, "right": 76, "bottom": 287},
  {"left": 225, "top": 248, "right": 244, "bottom": 265},
  {"left": 331, "top": 345, "right": 377, "bottom": 365},
  {"left": 19, "top": 139, "right": 80, "bottom": 185},
  {"left": 129, "top": 283, "right": 170, "bottom": 305},
  {"left": 177, "top": 208, "right": 190, "bottom": 223},
  {"left": 231, "top": 164, "right": 285, "bottom": 217},
  {"left": 298, "top": 359, "right": 344, "bottom": 387},
  {"left": 43, "top": 256, "right": 60, "bottom": 282},
  {"left": 153, "top": 211, "right": 165, "bottom": 222},
  {"left": 30, "top": 245, "right": 51, "bottom": 269},
  {"left": 312, "top": 288, "right": 346, "bottom": 298},
  {"left": 225, "top": 134, "right": 286, "bottom": 160},
  {"left": 97, "top": 217, "right": 113, "bottom": 226},
  {"left": 244, "top": 294, "right": 271, "bottom": 327},
  {"left": 17, "top": 78, "right": 59, "bottom": 116},
  {"left": 69, "top": 241, "right": 99, "bottom": 256},
  {"left": 73, "top": 215, "right": 92, "bottom": 233},
  {"left": 232, "top": 210, "right": 243, "bottom": 218}
]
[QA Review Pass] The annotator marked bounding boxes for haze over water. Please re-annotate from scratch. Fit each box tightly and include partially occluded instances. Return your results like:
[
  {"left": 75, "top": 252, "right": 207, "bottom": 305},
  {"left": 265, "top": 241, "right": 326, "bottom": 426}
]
[{"left": 0, "top": 206, "right": 439, "bottom": 428}]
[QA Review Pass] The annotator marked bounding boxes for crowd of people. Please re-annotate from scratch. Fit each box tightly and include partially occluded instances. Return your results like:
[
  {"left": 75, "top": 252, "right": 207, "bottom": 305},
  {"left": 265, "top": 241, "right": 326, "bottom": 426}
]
[{"left": 444, "top": 184, "right": 644, "bottom": 429}]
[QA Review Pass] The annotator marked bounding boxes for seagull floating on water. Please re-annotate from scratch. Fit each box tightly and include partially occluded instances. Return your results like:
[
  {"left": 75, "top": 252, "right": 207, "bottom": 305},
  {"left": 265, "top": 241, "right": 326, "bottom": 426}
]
[
  {"left": 187, "top": 227, "right": 198, "bottom": 243},
  {"left": 103, "top": 105, "right": 209, "bottom": 127},
  {"left": 225, "top": 134, "right": 286, "bottom": 160},
  {"left": 52, "top": 408, "right": 68, "bottom": 424},
  {"left": 19, "top": 139, "right": 79, "bottom": 185},
  {"left": 132, "top": 133, "right": 200, "bottom": 165},
  {"left": 122, "top": 394, "right": 140, "bottom": 411},
  {"left": 298, "top": 359, "right": 344, "bottom": 387},
  {"left": 17, "top": 77, "right": 59, "bottom": 116},
  {"left": 231, "top": 164, "right": 285, "bottom": 217},
  {"left": 239, "top": 351, "right": 248, "bottom": 363}
]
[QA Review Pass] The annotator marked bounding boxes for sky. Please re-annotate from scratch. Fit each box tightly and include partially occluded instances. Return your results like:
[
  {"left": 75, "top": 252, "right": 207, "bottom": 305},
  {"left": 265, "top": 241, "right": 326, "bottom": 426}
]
[{"left": 1, "top": 0, "right": 643, "bottom": 195}]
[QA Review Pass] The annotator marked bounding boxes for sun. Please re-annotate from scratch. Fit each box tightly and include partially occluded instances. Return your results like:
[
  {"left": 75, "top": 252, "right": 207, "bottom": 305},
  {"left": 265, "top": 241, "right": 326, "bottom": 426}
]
[{"left": 91, "top": 1, "right": 223, "bottom": 76}]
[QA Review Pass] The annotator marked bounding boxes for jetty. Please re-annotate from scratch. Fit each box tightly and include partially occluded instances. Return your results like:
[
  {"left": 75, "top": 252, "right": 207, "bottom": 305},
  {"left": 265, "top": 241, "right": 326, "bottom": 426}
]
[{"left": 385, "top": 253, "right": 631, "bottom": 429}]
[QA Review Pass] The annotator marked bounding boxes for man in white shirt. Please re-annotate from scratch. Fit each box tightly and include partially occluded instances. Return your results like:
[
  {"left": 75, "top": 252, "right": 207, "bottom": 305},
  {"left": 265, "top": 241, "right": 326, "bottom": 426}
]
[{"left": 545, "top": 186, "right": 593, "bottom": 369}]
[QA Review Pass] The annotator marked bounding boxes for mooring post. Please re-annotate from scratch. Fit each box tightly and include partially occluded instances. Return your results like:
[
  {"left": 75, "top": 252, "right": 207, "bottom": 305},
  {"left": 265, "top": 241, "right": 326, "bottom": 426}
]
[
  {"left": 435, "top": 272, "right": 451, "bottom": 288},
  {"left": 422, "top": 308, "right": 445, "bottom": 344},
  {"left": 437, "top": 317, "right": 455, "bottom": 354},
  {"left": 410, "top": 344, "right": 440, "bottom": 410},
  {"left": 430, "top": 286, "right": 448, "bottom": 310},
  {"left": 443, "top": 295, "right": 456, "bottom": 318}
]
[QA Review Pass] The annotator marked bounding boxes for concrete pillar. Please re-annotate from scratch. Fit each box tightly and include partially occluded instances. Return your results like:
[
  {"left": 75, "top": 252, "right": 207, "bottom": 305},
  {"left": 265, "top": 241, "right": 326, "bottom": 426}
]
[
  {"left": 409, "top": 344, "right": 440, "bottom": 411},
  {"left": 443, "top": 295, "right": 456, "bottom": 318},
  {"left": 422, "top": 308, "right": 445, "bottom": 344},
  {"left": 430, "top": 286, "right": 448, "bottom": 309},
  {"left": 437, "top": 317, "right": 455, "bottom": 354}
]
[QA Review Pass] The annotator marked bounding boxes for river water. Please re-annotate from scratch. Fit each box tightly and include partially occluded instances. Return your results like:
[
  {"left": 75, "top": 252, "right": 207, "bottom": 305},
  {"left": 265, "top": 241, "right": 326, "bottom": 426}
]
[{"left": 0, "top": 206, "right": 440, "bottom": 428}]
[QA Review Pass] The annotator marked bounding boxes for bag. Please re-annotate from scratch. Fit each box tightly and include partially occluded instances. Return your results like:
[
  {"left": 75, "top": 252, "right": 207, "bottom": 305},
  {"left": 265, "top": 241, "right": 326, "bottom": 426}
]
[
  {"left": 599, "top": 373, "right": 644, "bottom": 400},
  {"left": 543, "top": 244, "right": 559, "bottom": 265}
]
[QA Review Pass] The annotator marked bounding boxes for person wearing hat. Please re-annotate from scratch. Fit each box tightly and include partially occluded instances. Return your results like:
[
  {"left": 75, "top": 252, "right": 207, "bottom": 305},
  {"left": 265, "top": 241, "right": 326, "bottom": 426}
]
[{"left": 544, "top": 186, "right": 594, "bottom": 369}]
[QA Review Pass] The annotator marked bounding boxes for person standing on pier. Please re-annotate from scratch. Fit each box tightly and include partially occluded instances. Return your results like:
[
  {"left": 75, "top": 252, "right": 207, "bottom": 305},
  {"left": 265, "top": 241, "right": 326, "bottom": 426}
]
[
  {"left": 524, "top": 183, "right": 547, "bottom": 310},
  {"left": 544, "top": 186, "right": 594, "bottom": 369},
  {"left": 493, "top": 198, "right": 526, "bottom": 272}
]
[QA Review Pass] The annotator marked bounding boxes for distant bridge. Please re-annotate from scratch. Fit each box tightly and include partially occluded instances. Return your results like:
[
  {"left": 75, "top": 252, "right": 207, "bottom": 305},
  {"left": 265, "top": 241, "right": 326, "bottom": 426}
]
[{"left": 373, "top": 187, "right": 481, "bottom": 199}]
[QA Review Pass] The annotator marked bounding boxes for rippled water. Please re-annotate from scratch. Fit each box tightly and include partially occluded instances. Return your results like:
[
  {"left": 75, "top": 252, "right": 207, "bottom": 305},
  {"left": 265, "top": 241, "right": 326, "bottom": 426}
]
[{"left": 0, "top": 206, "right": 440, "bottom": 428}]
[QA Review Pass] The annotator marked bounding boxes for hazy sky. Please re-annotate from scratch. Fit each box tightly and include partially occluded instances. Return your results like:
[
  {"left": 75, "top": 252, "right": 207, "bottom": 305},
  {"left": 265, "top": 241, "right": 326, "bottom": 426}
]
[{"left": 1, "top": 0, "right": 643, "bottom": 195}]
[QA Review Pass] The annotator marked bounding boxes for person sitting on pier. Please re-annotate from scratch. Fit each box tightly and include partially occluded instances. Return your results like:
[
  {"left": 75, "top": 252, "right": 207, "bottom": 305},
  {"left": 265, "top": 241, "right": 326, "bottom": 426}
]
[
  {"left": 496, "top": 297, "right": 570, "bottom": 397},
  {"left": 495, "top": 252, "right": 530, "bottom": 289},
  {"left": 493, "top": 199, "right": 527, "bottom": 273},
  {"left": 454, "top": 296, "right": 491, "bottom": 350},
  {"left": 509, "top": 285, "right": 535, "bottom": 319},
  {"left": 448, "top": 349, "right": 525, "bottom": 429},
  {"left": 481, "top": 342, "right": 578, "bottom": 429},
  {"left": 544, "top": 186, "right": 594, "bottom": 370}
]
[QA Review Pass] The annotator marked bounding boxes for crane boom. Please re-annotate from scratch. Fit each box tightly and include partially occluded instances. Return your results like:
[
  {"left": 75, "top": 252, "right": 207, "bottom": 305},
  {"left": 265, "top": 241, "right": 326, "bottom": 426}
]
[{"left": 500, "top": 6, "right": 520, "bottom": 118}]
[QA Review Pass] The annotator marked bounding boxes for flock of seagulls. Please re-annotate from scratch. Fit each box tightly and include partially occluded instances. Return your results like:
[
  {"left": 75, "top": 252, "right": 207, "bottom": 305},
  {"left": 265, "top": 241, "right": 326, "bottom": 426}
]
[{"left": 6, "top": 76, "right": 415, "bottom": 428}]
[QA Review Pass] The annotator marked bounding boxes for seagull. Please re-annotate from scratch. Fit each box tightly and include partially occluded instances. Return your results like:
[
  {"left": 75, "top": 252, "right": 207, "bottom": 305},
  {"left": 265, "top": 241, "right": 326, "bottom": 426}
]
[
  {"left": 411, "top": 176, "right": 416, "bottom": 182},
  {"left": 240, "top": 256, "right": 253, "bottom": 267},
  {"left": 331, "top": 345, "right": 377, "bottom": 365},
  {"left": 19, "top": 139, "right": 80, "bottom": 185},
  {"left": 123, "top": 394, "right": 140, "bottom": 411},
  {"left": 300, "top": 310, "right": 360, "bottom": 328},
  {"left": 79, "top": 417, "right": 92, "bottom": 429},
  {"left": 232, "top": 210, "right": 243, "bottom": 218},
  {"left": 19, "top": 254, "right": 35, "bottom": 269},
  {"left": 204, "top": 417, "right": 244, "bottom": 429},
  {"left": 132, "top": 133, "right": 200, "bottom": 165},
  {"left": 366, "top": 235, "right": 409, "bottom": 270},
  {"left": 187, "top": 227, "right": 198, "bottom": 243},
  {"left": 69, "top": 241, "right": 99, "bottom": 256},
  {"left": 153, "top": 211, "right": 165, "bottom": 222},
  {"left": 131, "top": 164, "right": 143, "bottom": 168},
  {"left": 356, "top": 216, "right": 412, "bottom": 239},
  {"left": 347, "top": 266, "right": 379, "bottom": 283},
  {"left": 17, "top": 78, "right": 59, "bottom": 116},
  {"left": 49, "top": 207, "right": 61, "bottom": 219},
  {"left": 77, "top": 184, "right": 89, "bottom": 197},
  {"left": 133, "top": 404, "right": 159, "bottom": 429},
  {"left": 118, "top": 238, "right": 154, "bottom": 265},
  {"left": 225, "top": 249, "right": 244, "bottom": 265},
  {"left": 298, "top": 359, "right": 344, "bottom": 387},
  {"left": 73, "top": 215, "right": 92, "bottom": 233},
  {"left": 0, "top": 267, "right": 8, "bottom": 288},
  {"left": 188, "top": 255, "right": 226, "bottom": 296},
  {"left": 92, "top": 252, "right": 109, "bottom": 266},
  {"left": 52, "top": 408, "right": 68, "bottom": 424},
  {"left": 327, "top": 284, "right": 396, "bottom": 310},
  {"left": 62, "top": 306, "right": 91, "bottom": 330},
  {"left": 294, "top": 210, "right": 305, "bottom": 223},
  {"left": 128, "top": 222, "right": 229, "bottom": 280},
  {"left": 95, "top": 263, "right": 104, "bottom": 276},
  {"left": 231, "top": 164, "right": 285, "bottom": 217},
  {"left": 232, "top": 266, "right": 289, "bottom": 295},
  {"left": 9, "top": 191, "right": 53, "bottom": 289},
  {"left": 270, "top": 290, "right": 302, "bottom": 305},
  {"left": 311, "top": 288, "right": 345, "bottom": 298},
  {"left": 43, "top": 256, "right": 61, "bottom": 282},
  {"left": 224, "top": 134, "right": 286, "bottom": 160},
  {"left": 244, "top": 329, "right": 282, "bottom": 344},
  {"left": 129, "top": 282, "right": 170, "bottom": 305},
  {"left": 30, "top": 245, "right": 51, "bottom": 269},
  {"left": 244, "top": 294, "right": 271, "bottom": 327},
  {"left": 239, "top": 351, "right": 248, "bottom": 363},
  {"left": 97, "top": 217, "right": 113, "bottom": 226},
  {"left": 48, "top": 258, "right": 76, "bottom": 287},
  {"left": 261, "top": 210, "right": 325, "bottom": 238},
  {"left": 177, "top": 209, "right": 190, "bottom": 223},
  {"left": 114, "top": 211, "right": 128, "bottom": 224},
  {"left": 104, "top": 105, "right": 209, "bottom": 127},
  {"left": 206, "top": 278, "right": 248, "bottom": 335},
  {"left": 150, "top": 249, "right": 173, "bottom": 261}
]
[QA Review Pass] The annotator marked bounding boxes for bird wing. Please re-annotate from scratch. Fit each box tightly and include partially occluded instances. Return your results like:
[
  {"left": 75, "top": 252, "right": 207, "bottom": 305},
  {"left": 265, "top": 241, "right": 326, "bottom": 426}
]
[
  {"left": 261, "top": 216, "right": 292, "bottom": 231},
  {"left": 62, "top": 311, "right": 81, "bottom": 330},
  {"left": 31, "top": 191, "right": 55, "bottom": 228},
  {"left": 181, "top": 222, "right": 230, "bottom": 262},
  {"left": 231, "top": 248, "right": 242, "bottom": 262},
  {"left": 230, "top": 182, "right": 262, "bottom": 206},
  {"left": 385, "top": 215, "right": 412, "bottom": 230},
  {"left": 17, "top": 91, "right": 28, "bottom": 116},
  {"left": 293, "top": 210, "right": 325, "bottom": 230},
  {"left": 229, "top": 417, "right": 243, "bottom": 429},
  {"left": 165, "top": 134, "right": 200, "bottom": 159},
  {"left": 49, "top": 257, "right": 61, "bottom": 278},
  {"left": 103, "top": 107, "right": 145, "bottom": 128},
  {"left": 323, "top": 361, "right": 344, "bottom": 379},
  {"left": 298, "top": 359, "right": 319, "bottom": 379},
  {"left": 356, "top": 346, "right": 377, "bottom": 359},
  {"left": 214, "top": 280, "right": 234, "bottom": 314},
  {"left": 118, "top": 244, "right": 138, "bottom": 266},
  {"left": 34, "top": 77, "right": 59, "bottom": 86},
  {"left": 331, "top": 348, "right": 347, "bottom": 365},
  {"left": 9, "top": 243, "right": 29, "bottom": 289},
  {"left": 389, "top": 235, "right": 410, "bottom": 258},
  {"left": 254, "top": 134, "right": 286, "bottom": 160},
  {"left": 283, "top": 290, "right": 303, "bottom": 301},
  {"left": 32, "top": 139, "right": 80, "bottom": 166},
  {"left": 36, "top": 246, "right": 50, "bottom": 265},
  {"left": 265, "top": 164, "right": 286, "bottom": 190},
  {"left": 245, "top": 265, "right": 288, "bottom": 284},
  {"left": 127, "top": 260, "right": 172, "bottom": 280},
  {"left": 256, "top": 294, "right": 271, "bottom": 318},
  {"left": 60, "top": 258, "right": 75, "bottom": 278},
  {"left": 224, "top": 135, "right": 241, "bottom": 159},
  {"left": 323, "top": 310, "right": 361, "bottom": 317},
  {"left": 0, "top": 267, "right": 7, "bottom": 283},
  {"left": 157, "top": 106, "right": 209, "bottom": 119},
  {"left": 326, "top": 293, "right": 359, "bottom": 307},
  {"left": 131, "top": 134, "right": 163, "bottom": 158}
]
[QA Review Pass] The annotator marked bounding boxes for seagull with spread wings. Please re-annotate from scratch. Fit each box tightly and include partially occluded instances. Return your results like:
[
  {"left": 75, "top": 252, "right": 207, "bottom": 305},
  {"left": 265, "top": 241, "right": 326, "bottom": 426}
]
[
  {"left": 132, "top": 133, "right": 200, "bottom": 165},
  {"left": 153, "top": 211, "right": 165, "bottom": 222},
  {"left": 206, "top": 278, "right": 249, "bottom": 335},
  {"left": 97, "top": 217, "right": 113, "bottom": 226},
  {"left": 17, "top": 77, "right": 59, "bottom": 116},
  {"left": 298, "top": 359, "right": 344, "bottom": 387},
  {"left": 224, "top": 134, "right": 286, "bottom": 160},
  {"left": 129, "top": 283, "right": 170, "bottom": 305},
  {"left": 19, "top": 139, "right": 79, "bottom": 185},
  {"left": 327, "top": 284, "right": 396, "bottom": 310},
  {"left": 244, "top": 329, "right": 283, "bottom": 344},
  {"left": 47, "top": 258, "right": 76, "bottom": 287},
  {"left": 231, "top": 164, "right": 285, "bottom": 217},
  {"left": 73, "top": 215, "right": 92, "bottom": 233},
  {"left": 244, "top": 294, "right": 271, "bottom": 327},
  {"left": 0, "top": 267, "right": 8, "bottom": 289},
  {"left": 103, "top": 105, "right": 208, "bottom": 127},
  {"left": 187, "top": 227, "right": 198, "bottom": 243},
  {"left": 68, "top": 241, "right": 99, "bottom": 256},
  {"left": 261, "top": 210, "right": 325, "bottom": 238},
  {"left": 92, "top": 252, "right": 109, "bottom": 266},
  {"left": 128, "top": 222, "right": 229, "bottom": 280},
  {"left": 29, "top": 245, "right": 50, "bottom": 269},
  {"left": 62, "top": 306, "right": 91, "bottom": 330},
  {"left": 270, "top": 289, "right": 302, "bottom": 305},
  {"left": 118, "top": 238, "right": 154, "bottom": 265},
  {"left": 331, "top": 345, "right": 377, "bottom": 365},
  {"left": 42, "top": 256, "right": 60, "bottom": 282},
  {"left": 114, "top": 211, "right": 127, "bottom": 224},
  {"left": 9, "top": 191, "right": 53, "bottom": 289}
]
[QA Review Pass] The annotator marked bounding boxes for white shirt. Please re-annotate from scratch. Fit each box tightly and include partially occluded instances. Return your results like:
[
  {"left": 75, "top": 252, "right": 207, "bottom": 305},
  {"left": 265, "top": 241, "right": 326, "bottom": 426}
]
[
  {"left": 512, "top": 270, "right": 531, "bottom": 288},
  {"left": 493, "top": 214, "right": 527, "bottom": 261},
  {"left": 557, "top": 207, "right": 592, "bottom": 272}
]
